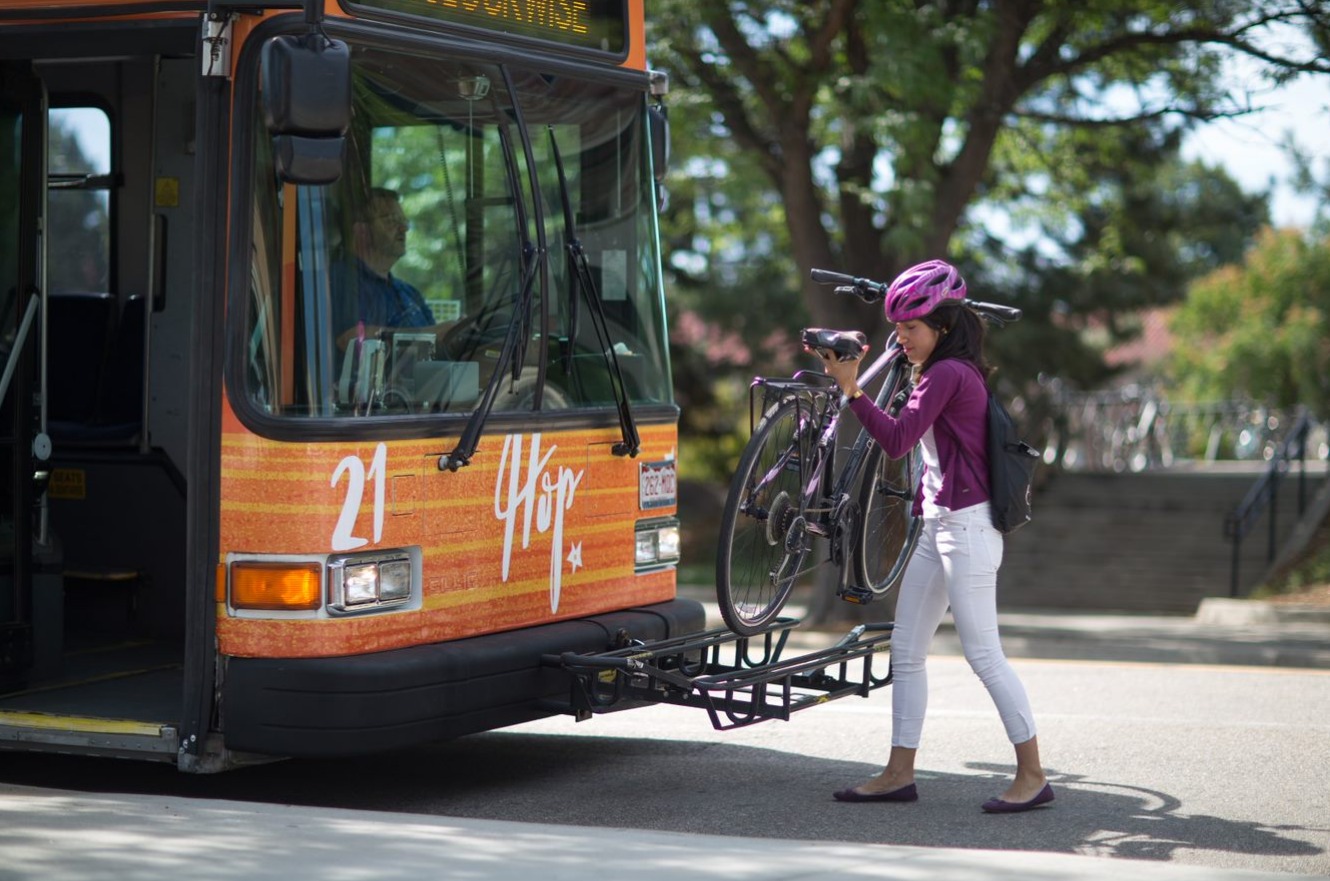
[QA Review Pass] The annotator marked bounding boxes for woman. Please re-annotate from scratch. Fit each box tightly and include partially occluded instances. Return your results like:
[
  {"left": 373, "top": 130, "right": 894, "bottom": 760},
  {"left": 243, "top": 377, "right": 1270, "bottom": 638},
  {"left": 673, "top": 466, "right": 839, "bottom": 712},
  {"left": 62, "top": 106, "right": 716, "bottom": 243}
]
[{"left": 817, "top": 259, "right": 1053, "bottom": 814}]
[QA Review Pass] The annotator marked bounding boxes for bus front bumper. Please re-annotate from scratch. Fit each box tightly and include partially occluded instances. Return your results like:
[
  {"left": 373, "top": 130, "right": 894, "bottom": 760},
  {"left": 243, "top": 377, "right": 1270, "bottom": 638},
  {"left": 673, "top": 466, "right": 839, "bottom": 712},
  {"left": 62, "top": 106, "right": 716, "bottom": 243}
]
[{"left": 220, "top": 598, "right": 705, "bottom": 758}]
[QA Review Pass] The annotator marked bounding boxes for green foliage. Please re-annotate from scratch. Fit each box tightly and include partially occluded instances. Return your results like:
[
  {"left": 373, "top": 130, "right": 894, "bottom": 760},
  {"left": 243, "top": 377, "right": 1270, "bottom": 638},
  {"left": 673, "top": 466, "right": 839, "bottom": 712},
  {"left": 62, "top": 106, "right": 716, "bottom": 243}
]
[
  {"left": 1255, "top": 525, "right": 1330, "bottom": 598},
  {"left": 1169, "top": 228, "right": 1330, "bottom": 418},
  {"left": 972, "top": 152, "right": 1270, "bottom": 393},
  {"left": 646, "top": 0, "right": 1325, "bottom": 472},
  {"left": 47, "top": 117, "right": 110, "bottom": 293},
  {"left": 1278, "top": 546, "right": 1330, "bottom": 593}
]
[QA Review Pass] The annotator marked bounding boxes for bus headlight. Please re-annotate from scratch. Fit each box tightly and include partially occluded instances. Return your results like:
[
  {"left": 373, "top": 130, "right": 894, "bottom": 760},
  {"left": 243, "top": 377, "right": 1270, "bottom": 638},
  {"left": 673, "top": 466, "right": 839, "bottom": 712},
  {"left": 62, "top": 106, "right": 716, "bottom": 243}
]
[
  {"left": 226, "top": 548, "right": 421, "bottom": 618},
  {"left": 379, "top": 558, "right": 412, "bottom": 602},
  {"left": 342, "top": 563, "right": 379, "bottom": 606},
  {"left": 329, "top": 551, "right": 417, "bottom": 614},
  {"left": 635, "top": 519, "right": 681, "bottom": 572}
]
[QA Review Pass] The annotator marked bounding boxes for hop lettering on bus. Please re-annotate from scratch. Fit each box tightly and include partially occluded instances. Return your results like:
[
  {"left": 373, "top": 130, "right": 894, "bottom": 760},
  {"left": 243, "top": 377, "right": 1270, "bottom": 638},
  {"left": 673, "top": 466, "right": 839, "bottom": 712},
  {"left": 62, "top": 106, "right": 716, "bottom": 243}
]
[{"left": 349, "top": 0, "right": 628, "bottom": 56}]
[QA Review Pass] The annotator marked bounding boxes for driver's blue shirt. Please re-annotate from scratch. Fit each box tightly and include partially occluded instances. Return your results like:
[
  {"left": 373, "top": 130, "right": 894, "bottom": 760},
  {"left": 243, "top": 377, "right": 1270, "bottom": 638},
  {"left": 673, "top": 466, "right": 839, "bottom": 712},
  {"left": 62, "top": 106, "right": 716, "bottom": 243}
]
[{"left": 332, "top": 258, "right": 434, "bottom": 334}]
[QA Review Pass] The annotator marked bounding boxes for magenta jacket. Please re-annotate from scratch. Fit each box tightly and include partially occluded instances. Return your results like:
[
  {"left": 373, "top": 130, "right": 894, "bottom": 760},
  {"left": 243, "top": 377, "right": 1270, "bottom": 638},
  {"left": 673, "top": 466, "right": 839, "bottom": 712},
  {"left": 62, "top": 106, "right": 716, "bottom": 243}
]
[{"left": 847, "top": 358, "right": 991, "bottom": 516}]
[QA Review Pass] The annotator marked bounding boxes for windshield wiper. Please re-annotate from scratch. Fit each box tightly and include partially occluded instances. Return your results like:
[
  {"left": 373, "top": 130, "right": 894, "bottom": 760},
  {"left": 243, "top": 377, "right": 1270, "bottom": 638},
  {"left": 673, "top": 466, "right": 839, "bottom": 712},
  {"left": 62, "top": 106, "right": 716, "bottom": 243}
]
[
  {"left": 547, "top": 126, "right": 641, "bottom": 458},
  {"left": 439, "top": 79, "right": 542, "bottom": 472},
  {"left": 439, "top": 251, "right": 540, "bottom": 471}
]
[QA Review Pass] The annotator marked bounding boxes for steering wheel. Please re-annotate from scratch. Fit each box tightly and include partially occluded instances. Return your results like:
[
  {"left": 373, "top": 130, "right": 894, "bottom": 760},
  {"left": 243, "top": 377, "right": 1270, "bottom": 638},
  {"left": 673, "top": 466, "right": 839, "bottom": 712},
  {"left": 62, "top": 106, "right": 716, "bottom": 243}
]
[{"left": 438, "top": 307, "right": 514, "bottom": 361}]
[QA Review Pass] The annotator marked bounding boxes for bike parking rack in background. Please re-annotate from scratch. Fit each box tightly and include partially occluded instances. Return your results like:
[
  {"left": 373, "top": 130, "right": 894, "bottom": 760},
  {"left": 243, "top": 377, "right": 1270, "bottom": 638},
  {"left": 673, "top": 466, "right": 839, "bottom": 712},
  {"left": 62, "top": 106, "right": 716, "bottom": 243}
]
[{"left": 545, "top": 620, "right": 893, "bottom": 731}]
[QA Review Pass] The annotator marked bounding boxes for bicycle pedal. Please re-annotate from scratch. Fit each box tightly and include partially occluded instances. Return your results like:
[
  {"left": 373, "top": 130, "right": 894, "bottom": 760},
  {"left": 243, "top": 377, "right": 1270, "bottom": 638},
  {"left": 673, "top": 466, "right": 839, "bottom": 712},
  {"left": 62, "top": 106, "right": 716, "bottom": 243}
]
[{"left": 837, "top": 585, "right": 875, "bottom": 605}]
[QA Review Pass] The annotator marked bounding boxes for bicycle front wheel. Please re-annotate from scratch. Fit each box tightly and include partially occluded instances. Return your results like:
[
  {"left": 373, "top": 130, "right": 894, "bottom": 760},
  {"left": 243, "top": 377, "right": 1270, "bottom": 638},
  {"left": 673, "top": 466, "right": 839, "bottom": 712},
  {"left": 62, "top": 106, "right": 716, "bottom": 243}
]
[
  {"left": 854, "top": 441, "right": 921, "bottom": 596},
  {"left": 853, "top": 357, "right": 921, "bottom": 596},
  {"left": 716, "top": 397, "right": 818, "bottom": 635}
]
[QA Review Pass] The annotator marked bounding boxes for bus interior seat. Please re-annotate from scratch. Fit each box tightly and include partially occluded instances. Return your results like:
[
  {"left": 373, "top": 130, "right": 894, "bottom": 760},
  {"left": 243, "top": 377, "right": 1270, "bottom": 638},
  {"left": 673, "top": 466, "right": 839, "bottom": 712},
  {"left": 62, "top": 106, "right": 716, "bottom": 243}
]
[
  {"left": 95, "top": 294, "right": 146, "bottom": 431},
  {"left": 46, "top": 291, "right": 117, "bottom": 429},
  {"left": 47, "top": 292, "right": 144, "bottom": 444}
]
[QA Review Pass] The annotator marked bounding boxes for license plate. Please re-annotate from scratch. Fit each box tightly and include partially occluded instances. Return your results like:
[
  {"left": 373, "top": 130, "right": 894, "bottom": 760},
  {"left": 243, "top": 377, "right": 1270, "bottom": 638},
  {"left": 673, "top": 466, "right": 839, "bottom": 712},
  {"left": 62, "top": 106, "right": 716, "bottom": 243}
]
[{"left": 639, "top": 459, "right": 677, "bottom": 509}]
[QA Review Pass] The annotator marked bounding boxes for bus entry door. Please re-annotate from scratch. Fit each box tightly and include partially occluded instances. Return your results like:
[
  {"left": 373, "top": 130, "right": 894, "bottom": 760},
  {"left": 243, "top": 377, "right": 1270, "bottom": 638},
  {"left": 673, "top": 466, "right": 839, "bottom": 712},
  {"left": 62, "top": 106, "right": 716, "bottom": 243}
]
[{"left": 0, "top": 61, "right": 47, "bottom": 690}]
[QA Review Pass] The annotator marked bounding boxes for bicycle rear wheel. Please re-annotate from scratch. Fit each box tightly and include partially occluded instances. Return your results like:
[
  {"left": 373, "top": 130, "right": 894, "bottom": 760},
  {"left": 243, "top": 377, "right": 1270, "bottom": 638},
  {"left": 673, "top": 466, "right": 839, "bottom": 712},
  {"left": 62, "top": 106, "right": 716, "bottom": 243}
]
[{"left": 716, "top": 396, "right": 818, "bottom": 635}]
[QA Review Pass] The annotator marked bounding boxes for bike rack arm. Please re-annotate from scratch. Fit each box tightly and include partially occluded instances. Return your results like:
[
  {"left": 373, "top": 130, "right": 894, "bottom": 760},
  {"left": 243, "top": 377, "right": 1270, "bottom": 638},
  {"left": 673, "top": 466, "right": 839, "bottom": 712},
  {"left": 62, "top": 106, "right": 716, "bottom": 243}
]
[{"left": 546, "top": 621, "right": 894, "bottom": 731}]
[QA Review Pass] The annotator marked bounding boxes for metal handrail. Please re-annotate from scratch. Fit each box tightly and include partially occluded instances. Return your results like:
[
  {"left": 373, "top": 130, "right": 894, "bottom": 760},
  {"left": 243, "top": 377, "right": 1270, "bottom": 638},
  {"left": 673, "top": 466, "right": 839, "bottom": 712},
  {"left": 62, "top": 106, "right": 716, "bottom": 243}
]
[
  {"left": 0, "top": 293, "right": 39, "bottom": 409},
  {"left": 1223, "top": 409, "right": 1313, "bottom": 597}
]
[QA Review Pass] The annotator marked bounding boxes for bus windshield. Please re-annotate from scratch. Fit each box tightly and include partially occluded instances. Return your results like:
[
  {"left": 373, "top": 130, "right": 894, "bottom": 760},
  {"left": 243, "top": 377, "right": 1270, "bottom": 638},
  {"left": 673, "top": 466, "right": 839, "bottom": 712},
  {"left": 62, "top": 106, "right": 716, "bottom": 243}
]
[{"left": 242, "top": 42, "right": 671, "bottom": 421}]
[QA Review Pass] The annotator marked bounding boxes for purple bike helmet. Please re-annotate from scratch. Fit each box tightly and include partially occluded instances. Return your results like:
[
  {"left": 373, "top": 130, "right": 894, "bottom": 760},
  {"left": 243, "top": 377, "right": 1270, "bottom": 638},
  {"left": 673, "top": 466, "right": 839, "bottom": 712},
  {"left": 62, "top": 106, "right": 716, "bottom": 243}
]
[{"left": 884, "top": 259, "right": 967, "bottom": 322}]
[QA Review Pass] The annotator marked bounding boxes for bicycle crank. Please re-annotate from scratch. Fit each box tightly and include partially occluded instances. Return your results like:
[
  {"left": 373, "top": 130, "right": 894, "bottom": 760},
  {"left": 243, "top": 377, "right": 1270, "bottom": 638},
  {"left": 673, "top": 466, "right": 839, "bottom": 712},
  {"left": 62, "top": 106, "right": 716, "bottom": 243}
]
[{"left": 829, "top": 496, "right": 859, "bottom": 567}]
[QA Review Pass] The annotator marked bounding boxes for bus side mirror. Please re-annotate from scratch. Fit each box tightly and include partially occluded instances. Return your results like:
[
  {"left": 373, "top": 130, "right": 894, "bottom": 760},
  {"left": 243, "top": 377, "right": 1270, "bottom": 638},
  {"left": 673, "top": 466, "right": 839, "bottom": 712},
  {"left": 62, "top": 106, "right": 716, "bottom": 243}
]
[
  {"left": 647, "top": 70, "right": 670, "bottom": 186},
  {"left": 648, "top": 104, "right": 669, "bottom": 186},
  {"left": 261, "top": 33, "right": 351, "bottom": 185}
]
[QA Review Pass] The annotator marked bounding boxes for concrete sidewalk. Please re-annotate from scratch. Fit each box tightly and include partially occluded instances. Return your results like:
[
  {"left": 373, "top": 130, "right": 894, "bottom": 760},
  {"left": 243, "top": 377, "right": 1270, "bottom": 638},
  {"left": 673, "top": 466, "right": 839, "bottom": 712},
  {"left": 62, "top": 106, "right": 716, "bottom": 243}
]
[
  {"left": 933, "top": 598, "right": 1330, "bottom": 668},
  {"left": 0, "top": 783, "right": 1305, "bottom": 881},
  {"left": 685, "top": 585, "right": 1330, "bottom": 669}
]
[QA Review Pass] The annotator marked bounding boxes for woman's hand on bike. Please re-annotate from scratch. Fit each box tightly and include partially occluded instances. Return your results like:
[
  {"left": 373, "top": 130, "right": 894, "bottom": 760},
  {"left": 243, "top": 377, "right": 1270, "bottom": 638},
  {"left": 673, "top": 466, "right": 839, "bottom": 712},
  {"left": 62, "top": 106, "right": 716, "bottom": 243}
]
[{"left": 811, "top": 344, "right": 868, "bottom": 397}]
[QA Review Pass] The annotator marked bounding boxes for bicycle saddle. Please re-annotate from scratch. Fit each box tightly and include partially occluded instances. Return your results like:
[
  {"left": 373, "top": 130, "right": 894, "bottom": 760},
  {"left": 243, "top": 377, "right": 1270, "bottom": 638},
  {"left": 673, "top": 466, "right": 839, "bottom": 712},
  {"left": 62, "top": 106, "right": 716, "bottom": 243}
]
[{"left": 802, "top": 328, "right": 868, "bottom": 362}]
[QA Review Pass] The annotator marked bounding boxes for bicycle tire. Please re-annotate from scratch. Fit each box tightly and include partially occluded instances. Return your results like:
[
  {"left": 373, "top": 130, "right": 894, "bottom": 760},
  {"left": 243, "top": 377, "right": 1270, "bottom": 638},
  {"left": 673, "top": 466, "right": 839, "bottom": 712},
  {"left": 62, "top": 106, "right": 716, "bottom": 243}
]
[
  {"left": 854, "top": 442, "right": 921, "bottom": 595},
  {"left": 854, "top": 360, "right": 921, "bottom": 595},
  {"left": 716, "top": 396, "right": 818, "bottom": 635}
]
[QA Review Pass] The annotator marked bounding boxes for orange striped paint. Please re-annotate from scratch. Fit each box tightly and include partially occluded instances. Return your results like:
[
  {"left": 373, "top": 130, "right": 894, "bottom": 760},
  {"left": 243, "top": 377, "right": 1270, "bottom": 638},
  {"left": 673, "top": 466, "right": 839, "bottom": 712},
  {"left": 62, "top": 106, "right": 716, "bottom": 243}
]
[{"left": 217, "top": 400, "right": 679, "bottom": 658}]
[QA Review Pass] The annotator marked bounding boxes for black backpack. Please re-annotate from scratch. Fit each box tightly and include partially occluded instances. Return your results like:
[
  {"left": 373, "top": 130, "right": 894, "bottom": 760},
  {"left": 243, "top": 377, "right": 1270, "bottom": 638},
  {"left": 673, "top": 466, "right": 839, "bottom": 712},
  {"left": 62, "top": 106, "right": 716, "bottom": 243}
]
[{"left": 986, "top": 391, "right": 1040, "bottom": 534}]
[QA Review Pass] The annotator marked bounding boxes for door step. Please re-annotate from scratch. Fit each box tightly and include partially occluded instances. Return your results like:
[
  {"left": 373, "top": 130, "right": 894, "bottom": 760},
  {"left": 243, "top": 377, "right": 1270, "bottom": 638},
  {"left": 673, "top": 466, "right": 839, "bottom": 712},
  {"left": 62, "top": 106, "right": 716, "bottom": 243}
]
[{"left": 0, "top": 709, "right": 178, "bottom": 761}]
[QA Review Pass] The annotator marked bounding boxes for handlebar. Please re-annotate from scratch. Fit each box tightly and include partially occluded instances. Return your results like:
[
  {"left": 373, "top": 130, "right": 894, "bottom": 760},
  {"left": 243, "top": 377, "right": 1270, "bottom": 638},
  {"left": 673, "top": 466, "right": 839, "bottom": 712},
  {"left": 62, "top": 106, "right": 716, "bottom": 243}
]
[
  {"left": 810, "top": 268, "right": 879, "bottom": 288},
  {"left": 964, "top": 299, "right": 1022, "bottom": 324},
  {"left": 811, "top": 268, "right": 1022, "bottom": 324},
  {"left": 810, "top": 268, "right": 888, "bottom": 303}
]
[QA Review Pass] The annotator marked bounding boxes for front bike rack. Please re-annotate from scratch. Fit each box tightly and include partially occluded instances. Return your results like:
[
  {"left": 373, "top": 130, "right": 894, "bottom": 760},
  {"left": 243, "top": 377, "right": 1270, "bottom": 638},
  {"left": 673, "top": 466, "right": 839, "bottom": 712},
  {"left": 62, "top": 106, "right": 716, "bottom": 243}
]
[{"left": 544, "top": 619, "right": 893, "bottom": 731}]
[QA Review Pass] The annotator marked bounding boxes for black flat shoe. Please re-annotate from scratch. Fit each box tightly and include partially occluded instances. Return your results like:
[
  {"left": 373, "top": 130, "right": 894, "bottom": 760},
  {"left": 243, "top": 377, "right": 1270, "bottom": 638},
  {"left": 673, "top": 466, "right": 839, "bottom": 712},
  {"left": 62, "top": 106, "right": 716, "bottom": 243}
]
[
  {"left": 981, "top": 782, "right": 1055, "bottom": 813},
  {"left": 832, "top": 782, "right": 918, "bottom": 803}
]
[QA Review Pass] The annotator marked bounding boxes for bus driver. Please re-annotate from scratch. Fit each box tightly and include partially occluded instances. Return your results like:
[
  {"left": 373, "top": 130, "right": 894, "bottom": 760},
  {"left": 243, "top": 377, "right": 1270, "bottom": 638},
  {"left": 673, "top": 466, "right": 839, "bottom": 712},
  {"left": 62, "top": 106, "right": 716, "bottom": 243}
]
[{"left": 332, "top": 186, "right": 456, "bottom": 351}]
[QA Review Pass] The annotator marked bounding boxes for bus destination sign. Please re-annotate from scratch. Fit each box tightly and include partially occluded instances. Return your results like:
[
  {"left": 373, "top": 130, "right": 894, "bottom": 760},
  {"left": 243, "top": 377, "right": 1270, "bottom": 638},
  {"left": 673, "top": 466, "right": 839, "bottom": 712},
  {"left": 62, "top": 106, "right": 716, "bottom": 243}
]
[{"left": 349, "top": 0, "right": 628, "bottom": 55}]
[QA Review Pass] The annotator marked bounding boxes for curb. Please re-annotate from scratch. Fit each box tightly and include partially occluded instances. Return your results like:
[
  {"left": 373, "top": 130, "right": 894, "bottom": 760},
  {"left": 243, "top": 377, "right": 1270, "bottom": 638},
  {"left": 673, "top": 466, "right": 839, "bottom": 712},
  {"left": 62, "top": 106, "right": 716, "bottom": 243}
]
[{"left": 1195, "top": 596, "right": 1330, "bottom": 626}]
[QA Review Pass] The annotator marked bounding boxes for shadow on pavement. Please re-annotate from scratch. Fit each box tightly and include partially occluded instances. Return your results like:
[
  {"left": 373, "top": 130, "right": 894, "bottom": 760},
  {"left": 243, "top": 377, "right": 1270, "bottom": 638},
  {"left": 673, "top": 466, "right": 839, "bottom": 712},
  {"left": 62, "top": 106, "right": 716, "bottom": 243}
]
[{"left": 1, "top": 730, "right": 1323, "bottom": 871}]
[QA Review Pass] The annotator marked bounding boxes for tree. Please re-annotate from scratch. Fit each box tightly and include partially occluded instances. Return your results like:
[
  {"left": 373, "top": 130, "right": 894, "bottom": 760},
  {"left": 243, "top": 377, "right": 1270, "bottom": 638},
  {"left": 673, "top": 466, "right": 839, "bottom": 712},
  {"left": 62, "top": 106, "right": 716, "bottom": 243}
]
[
  {"left": 650, "top": 1, "right": 1316, "bottom": 624},
  {"left": 1288, "top": 137, "right": 1330, "bottom": 238},
  {"left": 649, "top": 1, "right": 1327, "bottom": 371},
  {"left": 980, "top": 148, "right": 1270, "bottom": 394},
  {"left": 1169, "top": 227, "right": 1330, "bottom": 419},
  {"left": 46, "top": 117, "right": 109, "bottom": 293}
]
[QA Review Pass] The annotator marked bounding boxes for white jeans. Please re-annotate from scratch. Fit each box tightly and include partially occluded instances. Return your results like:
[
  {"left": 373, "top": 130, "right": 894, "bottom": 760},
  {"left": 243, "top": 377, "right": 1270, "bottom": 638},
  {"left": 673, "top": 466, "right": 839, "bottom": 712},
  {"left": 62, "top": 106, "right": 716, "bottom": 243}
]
[{"left": 890, "top": 503, "right": 1037, "bottom": 748}]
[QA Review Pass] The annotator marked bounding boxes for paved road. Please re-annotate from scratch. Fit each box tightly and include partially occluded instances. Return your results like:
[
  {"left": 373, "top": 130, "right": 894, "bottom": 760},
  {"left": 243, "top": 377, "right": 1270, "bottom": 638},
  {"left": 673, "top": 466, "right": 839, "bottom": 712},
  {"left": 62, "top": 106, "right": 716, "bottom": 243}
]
[{"left": 2, "top": 599, "right": 1328, "bottom": 881}]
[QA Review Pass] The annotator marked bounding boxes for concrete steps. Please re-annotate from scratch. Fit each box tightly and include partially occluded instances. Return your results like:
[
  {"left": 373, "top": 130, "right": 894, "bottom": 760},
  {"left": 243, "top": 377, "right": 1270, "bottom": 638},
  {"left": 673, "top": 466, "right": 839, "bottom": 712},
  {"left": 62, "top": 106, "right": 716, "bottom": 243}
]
[
  {"left": 998, "top": 467, "right": 1323, "bottom": 613},
  {"left": 679, "top": 462, "right": 1326, "bottom": 616}
]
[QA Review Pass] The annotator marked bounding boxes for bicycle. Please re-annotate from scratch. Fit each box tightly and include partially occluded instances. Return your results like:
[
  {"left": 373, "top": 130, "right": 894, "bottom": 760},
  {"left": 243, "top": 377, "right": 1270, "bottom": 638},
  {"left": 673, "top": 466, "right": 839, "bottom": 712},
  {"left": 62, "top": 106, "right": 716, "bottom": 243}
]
[{"left": 715, "top": 268, "right": 1022, "bottom": 636}]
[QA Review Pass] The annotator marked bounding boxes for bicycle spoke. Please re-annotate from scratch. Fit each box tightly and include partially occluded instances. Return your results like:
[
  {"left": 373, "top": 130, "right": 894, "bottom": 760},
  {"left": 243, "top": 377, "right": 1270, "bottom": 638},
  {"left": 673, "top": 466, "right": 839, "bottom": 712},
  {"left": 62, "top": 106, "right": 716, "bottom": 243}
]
[
  {"left": 854, "top": 364, "right": 922, "bottom": 596},
  {"left": 718, "top": 398, "right": 817, "bottom": 635},
  {"left": 856, "top": 446, "right": 919, "bottom": 595}
]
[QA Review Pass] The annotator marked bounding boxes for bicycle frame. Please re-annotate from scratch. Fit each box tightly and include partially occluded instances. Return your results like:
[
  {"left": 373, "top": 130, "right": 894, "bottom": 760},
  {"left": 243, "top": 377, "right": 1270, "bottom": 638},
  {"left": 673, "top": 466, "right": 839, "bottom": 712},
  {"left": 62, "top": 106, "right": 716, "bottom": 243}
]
[{"left": 741, "top": 331, "right": 909, "bottom": 596}]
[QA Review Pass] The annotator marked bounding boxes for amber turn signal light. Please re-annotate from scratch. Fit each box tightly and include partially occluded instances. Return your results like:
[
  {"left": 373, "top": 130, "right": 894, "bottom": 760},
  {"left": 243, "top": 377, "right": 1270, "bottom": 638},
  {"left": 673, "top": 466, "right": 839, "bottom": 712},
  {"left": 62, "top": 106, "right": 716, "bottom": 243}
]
[{"left": 230, "top": 561, "right": 323, "bottom": 611}]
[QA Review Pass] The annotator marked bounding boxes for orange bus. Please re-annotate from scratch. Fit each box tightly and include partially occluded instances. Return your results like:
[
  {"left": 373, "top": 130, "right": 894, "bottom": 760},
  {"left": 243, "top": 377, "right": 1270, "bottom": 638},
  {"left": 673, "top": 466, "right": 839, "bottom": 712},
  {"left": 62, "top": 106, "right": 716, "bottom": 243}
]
[{"left": 0, "top": 0, "right": 700, "bottom": 771}]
